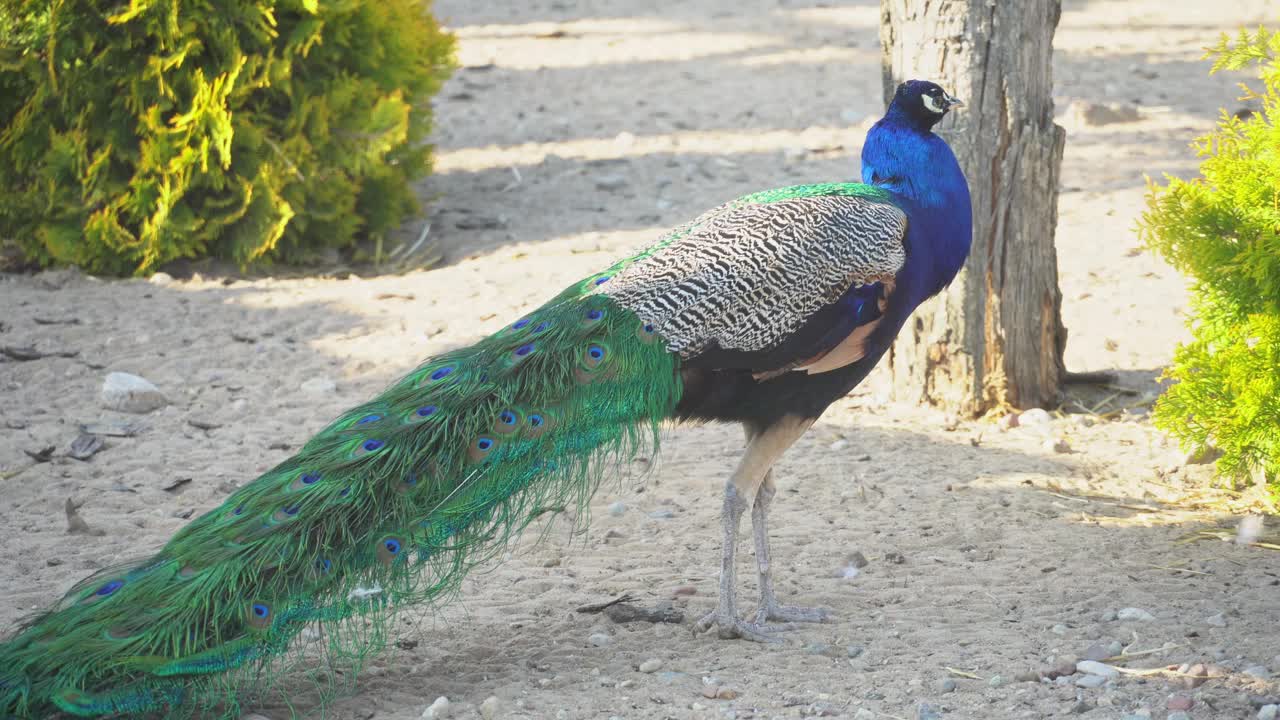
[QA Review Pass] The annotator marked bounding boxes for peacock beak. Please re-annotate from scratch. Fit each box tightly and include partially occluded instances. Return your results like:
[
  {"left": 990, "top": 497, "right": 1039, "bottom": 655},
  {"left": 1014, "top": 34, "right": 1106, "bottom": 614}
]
[{"left": 944, "top": 93, "right": 963, "bottom": 110}]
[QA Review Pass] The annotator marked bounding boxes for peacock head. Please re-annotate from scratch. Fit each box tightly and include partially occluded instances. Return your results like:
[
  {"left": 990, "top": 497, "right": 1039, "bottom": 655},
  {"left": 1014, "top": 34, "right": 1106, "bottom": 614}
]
[{"left": 887, "top": 80, "right": 962, "bottom": 131}]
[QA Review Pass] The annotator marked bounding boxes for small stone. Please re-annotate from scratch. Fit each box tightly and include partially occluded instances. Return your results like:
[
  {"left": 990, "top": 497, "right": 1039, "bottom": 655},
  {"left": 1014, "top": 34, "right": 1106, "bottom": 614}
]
[
  {"left": 938, "top": 678, "right": 957, "bottom": 693},
  {"left": 639, "top": 658, "right": 662, "bottom": 673},
  {"left": 607, "top": 501, "right": 626, "bottom": 516},
  {"left": 1106, "top": 640, "right": 1123, "bottom": 656},
  {"left": 715, "top": 687, "right": 737, "bottom": 700},
  {"left": 988, "top": 674, "right": 1005, "bottom": 688},
  {"left": 1116, "top": 607, "right": 1154, "bottom": 622},
  {"left": 1075, "top": 674, "right": 1107, "bottom": 688},
  {"left": 846, "top": 645, "right": 865, "bottom": 658},
  {"left": 1018, "top": 408, "right": 1052, "bottom": 427},
  {"left": 1205, "top": 612, "right": 1227, "bottom": 627},
  {"left": 1068, "top": 100, "right": 1141, "bottom": 126},
  {"left": 1245, "top": 665, "right": 1272, "bottom": 679},
  {"left": 1082, "top": 642, "right": 1112, "bottom": 661},
  {"left": 1257, "top": 704, "right": 1278, "bottom": 720},
  {"left": 68, "top": 433, "right": 105, "bottom": 461},
  {"left": 829, "top": 438, "right": 849, "bottom": 450},
  {"left": 1182, "top": 663, "right": 1210, "bottom": 689},
  {"left": 1100, "top": 609, "right": 1118, "bottom": 622},
  {"left": 300, "top": 377, "right": 337, "bottom": 395},
  {"left": 149, "top": 272, "right": 174, "bottom": 285},
  {"left": 422, "top": 696, "right": 451, "bottom": 719},
  {"left": 1051, "top": 655, "right": 1080, "bottom": 678},
  {"left": 588, "top": 632, "right": 612, "bottom": 647},
  {"left": 479, "top": 695, "right": 500, "bottom": 720},
  {"left": 854, "top": 710, "right": 876, "bottom": 720},
  {"left": 648, "top": 508, "right": 675, "bottom": 519},
  {"left": 1014, "top": 670, "right": 1041, "bottom": 683},
  {"left": 595, "top": 174, "right": 628, "bottom": 191},
  {"left": 1051, "top": 623, "right": 1068, "bottom": 635},
  {"left": 1044, "top": 437, "right": 1072, "bottom": 454},
  {"left": 671, "top": 585, "right": 697, "bottom": 596},
  {"left": 1068, "top": 700, "right": 1094, "bottom": 714},
  {"left": 918, "top": 703, "right": 941, "bottom": 720},
  {"left": 1076, "top": 660, "right": 1119, "bottom": 678},
  {"left": 1167, "top": 713, "right": 1191, "bottom": 720},
  {"left": 101, "top": 372, "right": 167, "bottom": 413},
  {"left": 1167, "top": 695, "right": 1194, "bottom": 711}
]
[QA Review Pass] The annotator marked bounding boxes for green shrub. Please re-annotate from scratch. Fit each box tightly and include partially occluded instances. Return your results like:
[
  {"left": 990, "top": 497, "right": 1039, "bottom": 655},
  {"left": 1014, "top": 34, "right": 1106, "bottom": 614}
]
[
  {"left": 1139, "top": 27, "right": 1280, "bottom": 503},
  {"left": 0, "top": 0, "right": 455, "bottom": 274}
]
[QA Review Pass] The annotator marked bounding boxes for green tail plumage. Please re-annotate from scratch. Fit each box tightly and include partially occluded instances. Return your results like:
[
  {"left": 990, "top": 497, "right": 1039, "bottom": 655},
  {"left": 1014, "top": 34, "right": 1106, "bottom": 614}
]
[{"left": 0, "top": 268, "right": 681, "bottom": 718}]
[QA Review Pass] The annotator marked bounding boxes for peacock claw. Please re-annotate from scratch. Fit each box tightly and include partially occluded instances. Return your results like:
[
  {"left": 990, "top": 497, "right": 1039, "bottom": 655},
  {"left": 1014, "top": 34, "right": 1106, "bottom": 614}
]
[
  {"left": 753, "top": 603, "right": 831, "bottom": 625},
  {"left": 694, "top": 611, "right": 793, "bottom": 643}
]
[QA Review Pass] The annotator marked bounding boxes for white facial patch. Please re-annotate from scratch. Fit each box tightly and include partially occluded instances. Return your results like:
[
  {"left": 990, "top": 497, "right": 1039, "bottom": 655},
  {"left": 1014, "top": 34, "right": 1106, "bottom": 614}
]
[{"left": 921, "top": 94, "right": 946, "bottom": 114}]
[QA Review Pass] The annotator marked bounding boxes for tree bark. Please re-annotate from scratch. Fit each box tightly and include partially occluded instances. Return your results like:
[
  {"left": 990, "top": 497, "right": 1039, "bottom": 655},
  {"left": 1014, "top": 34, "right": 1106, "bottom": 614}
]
[{"left": 880, "top": 0, "right": 1068, "bottom": 415}]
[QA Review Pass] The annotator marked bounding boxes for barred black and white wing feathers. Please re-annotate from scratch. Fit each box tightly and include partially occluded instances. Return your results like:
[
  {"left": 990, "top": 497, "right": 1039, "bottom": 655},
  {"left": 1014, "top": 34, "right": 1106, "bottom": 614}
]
[{"left": 599, "top": 186, "right": 907, "bottom": 377}]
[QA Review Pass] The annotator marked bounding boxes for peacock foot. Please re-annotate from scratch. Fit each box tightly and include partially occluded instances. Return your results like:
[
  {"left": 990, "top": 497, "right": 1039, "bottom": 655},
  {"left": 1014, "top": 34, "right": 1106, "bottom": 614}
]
[
  {"left": 753, "top": 602, "right": 831, "bottom": 625},
  {"left": 694, "top": 610, "right": 793, "bottom": 643}
]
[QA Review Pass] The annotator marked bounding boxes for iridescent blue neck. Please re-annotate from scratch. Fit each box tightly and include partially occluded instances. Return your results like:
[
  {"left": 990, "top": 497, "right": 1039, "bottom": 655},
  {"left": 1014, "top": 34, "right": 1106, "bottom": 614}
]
[{"left": 860, "top": 117, "right": 972, "bottom": 300}]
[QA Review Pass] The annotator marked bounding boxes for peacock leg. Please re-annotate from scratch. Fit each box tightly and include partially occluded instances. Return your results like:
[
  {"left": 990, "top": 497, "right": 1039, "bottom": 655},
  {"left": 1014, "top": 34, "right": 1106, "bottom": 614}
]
[
  {"left": 694, "top": 416, "right": 813, "bottom": 642},
  {"left": 750, "top": 469, "right": 831, "bottom": 625}
]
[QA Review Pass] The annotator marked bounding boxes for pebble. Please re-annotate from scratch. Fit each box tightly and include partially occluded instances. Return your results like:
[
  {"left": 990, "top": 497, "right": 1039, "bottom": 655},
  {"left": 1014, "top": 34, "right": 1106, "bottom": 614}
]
[
  {"left": 1018, "top": 408, "right": 1052, "bottom": 427},
  {"left": 1175, "top": 662, "right": 1210, "bottom": 689},
  {"left": 917, "top": 703, "right": 941, "bottom": 720},
  {"left": 299, "top": 377, "right": 337, "bottom": 395},
  {"left": 1044, "top": 437, "right": 1072, "bottom": 453},
  {"left": 854, "top": 710, "right": 876, "bottom": 720},
  {"left": 648, "top": 508, "right": 675, "bottom": 519},
  {"left": 588, "top": 632, "right": 612, "bottom": 647},
  {"left": 595, "top": 174, "right": 628, "bottom": 191},
  {"left": 1100, "top": 609, "right": 1118, "bottom": 622},
  {"left": 1258, "top": 704, "right": 1279, "bottom": 720},
  {"left": 1167, "top": 695, "right": 1194, "bottom": 711},
  {"left": 607, "top": 501, "right": 626, "bottom": 516},
  {"left": 479, "top": 696, "right": 500, "bottom": 720},
  {"left": 1076, "top": 660, "right": 1119, "bottom": 678},
  {"left": 1167, "top": 713, "right": 1191, "bottom": 720},
  {"left": 1051, "top": 655, "right": 1080, "bottom": 678},
  {"left": 987, "top": 674, "right": 1005, "bottom": 688},
  {"left": 1068, "top": 100, "right": 1141, "bottom": 126},
  {"left": 1246, "top": 665, "right": 1272, "bottom": 679},
  {"left": 1075, "top": 674, "right": 1108, "bottom": 688},
  {"left": 1051, "top": 623, "right": 1068, "bottom": 635},
  {"left": 101, "top": 372, "right": 168, "bottom": 413},
  {"left": 938, "top": 678, "right": 956, "bottom": 693},
  {"left": 1206, "top": 612, "right": 1228, "bottom": 627},
  {"left": 638, "top": 658, "right": 662, "bottom": 673},
  {"left": 1082, "top": 642, "right": 1112, "bottom": 662},
  {"left": 1117, "top": 607, "right": 1155, "bottom": 622},
  {"left": 149, "top": 272, "right": 174, "bottom": 285},
  {"left": 421, "top": 696, "right": 451, "bottom": 719},
  {"left": 1014, "top": 670, "right": 1041, "bottom": 683},
  {"left": 671, "top": 585, "right": 697, "bottom": 596}
]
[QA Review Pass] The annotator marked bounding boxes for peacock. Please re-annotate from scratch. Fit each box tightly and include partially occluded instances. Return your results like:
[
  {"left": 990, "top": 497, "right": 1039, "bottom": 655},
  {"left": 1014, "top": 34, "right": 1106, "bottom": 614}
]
[{"left": 0, "top": 79, "right": 971, "bottom": 718}]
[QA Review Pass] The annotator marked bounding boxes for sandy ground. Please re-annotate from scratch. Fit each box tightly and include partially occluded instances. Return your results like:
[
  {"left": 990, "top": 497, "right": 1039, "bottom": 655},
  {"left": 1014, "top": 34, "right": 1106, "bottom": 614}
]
[{"left": 3, "top": 1, "right": 1280, "bottom": 718}]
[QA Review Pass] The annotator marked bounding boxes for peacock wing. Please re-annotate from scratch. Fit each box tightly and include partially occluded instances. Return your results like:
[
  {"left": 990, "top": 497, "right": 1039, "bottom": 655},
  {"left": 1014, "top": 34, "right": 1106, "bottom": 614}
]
[{"left": 598, "top": 184, "right": 907, "bottom": 376}]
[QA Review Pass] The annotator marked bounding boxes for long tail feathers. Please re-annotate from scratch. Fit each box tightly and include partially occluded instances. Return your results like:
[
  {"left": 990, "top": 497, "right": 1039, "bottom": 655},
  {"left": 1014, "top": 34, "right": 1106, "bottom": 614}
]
[{"left": 0, "top": 269, "right": 680, "bottom": 718}]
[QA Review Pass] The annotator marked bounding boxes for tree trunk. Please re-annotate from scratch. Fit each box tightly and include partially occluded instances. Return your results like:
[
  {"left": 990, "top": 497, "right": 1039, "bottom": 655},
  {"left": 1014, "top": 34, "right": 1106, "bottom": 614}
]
[{"left": 880, "top": 0, "right": 1068, "bottom": 415}]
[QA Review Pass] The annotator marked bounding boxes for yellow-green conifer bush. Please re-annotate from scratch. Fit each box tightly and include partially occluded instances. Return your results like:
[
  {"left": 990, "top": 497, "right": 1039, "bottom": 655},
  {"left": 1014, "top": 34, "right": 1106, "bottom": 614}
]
[
  {"left": 1139, "top": 28, "right": 1280, "bottom": 502},
  {"left": 0, "top": 0, "right": 455, "bottom": 274}
]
